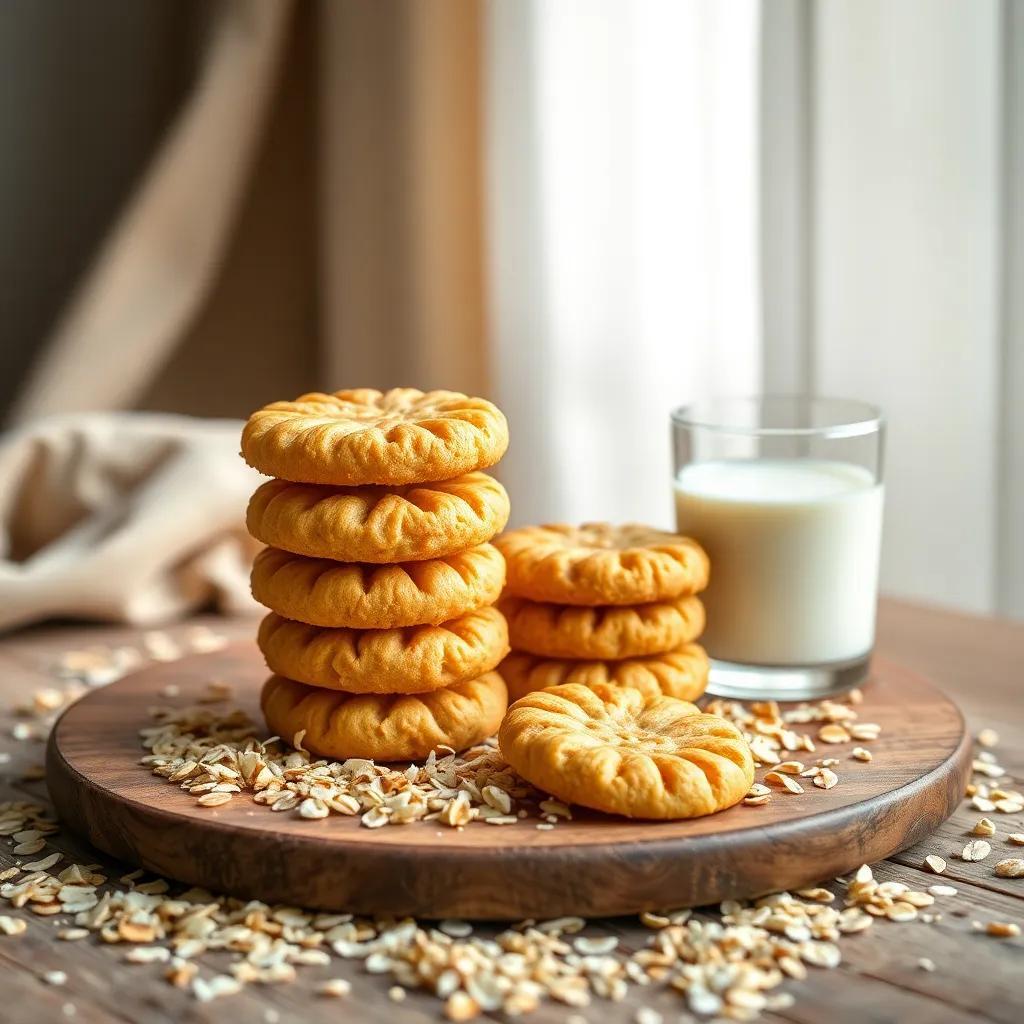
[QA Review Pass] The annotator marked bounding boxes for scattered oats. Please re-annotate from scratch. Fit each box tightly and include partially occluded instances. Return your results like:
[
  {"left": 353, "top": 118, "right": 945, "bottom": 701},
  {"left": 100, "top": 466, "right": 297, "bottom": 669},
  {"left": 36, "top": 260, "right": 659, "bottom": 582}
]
[
  {"left": 124, "top": 946, "right": 171, "bottom": 963},
  {"left": 318, "top": 978, "right": 352, "bottom": 997},
  {"left": 972, "top": 817, "right": 996, "bottom": 837},
  {"left": 995, "top": 799, "right": 1024, "bottom": 814},
  {"left": 852, "top": 746, "right": 873, "bottom": 762},
  {"left": 849, "top": 722, "right": 881, "bottom": 741},
  {"left": 962, "top": 840, "right": 992, "bottom": 862},
  {"left": 817, "top": 724, "right": 851, "bottom": 744},
  {"left": 0, "top": 916, "right": 27, "bottom": 935},
  {"left": 929, "top": 884, "right": 958, "bottom": 896},
  {"left": 42, "top": 970, "right": 67, "bottom": 986},
  {"left": 57, "top": 928, "right": 89, "bottom": 941},
  {"left": 1008, "top": 834, "right": 1024, "bottom": 845},
  {"left": 918, "top": 957, "right": 936, "bottom": 971},
  {"left": 977, "top": 728, "right": 999, "bottom": 748},
  {"left": 994, "top": 858, "right": 1024, "bottom": 878},
  {"left": 635, "top": 1009, "right": 662, "bottom": 1024},
  {"left": 814, "top": 768, "right": 839, "bottom": 790},
  {"left": 536, "top": 822, "right": 555, "bottom": 830},
  {"left": 388, "top": 985, "right": 407, "bottom": 1002},
  {"left": 196, "top": 792, "right": 232, "bottom": 808},
  {"left": 192, "top": 974, "right": 242, "bottom": 1002},
  {"left": 886, "top": 902, "right": 918, "bottom": 922},
  {"left": 574, "top": 935, "right": 618, "bottom": 955},
  {"left": 924, "top": 855, "right": 946, "bottom": 874},
  {"left": 445, "top": 990, "right": 480, "bottom": 1022},
  {"left": 972, "top": 795, "right": 997, "bottom": 813},
  {"left": 199, "top": 679, "right": 233, "bottom": 703},
  {"left": 292, "top": 730, "right": 307, "bottom": 754},
  {"left": 765, "top": 770, "right": 803, "bottom": 794},
  {"left": 22, "top": 852, "right": 62, "bottom": 872},
  {"left": 985, "top": 921, "right": 1020, "bottom": 938},
  {"left": 439, "top": 920, "right": 473, "bottom": 938},
  {"left": 12, "top": 838, "right": 46, "bottom": 856},
  {"left": 11, "top": 722, "right": 32, "bottom": 741}
]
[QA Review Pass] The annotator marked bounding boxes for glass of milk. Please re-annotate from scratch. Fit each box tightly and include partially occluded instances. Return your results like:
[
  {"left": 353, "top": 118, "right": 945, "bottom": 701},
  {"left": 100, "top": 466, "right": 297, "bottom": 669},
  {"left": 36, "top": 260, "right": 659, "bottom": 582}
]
[{"left": 672, "top": 397, "right": 884, "bottom": 699}]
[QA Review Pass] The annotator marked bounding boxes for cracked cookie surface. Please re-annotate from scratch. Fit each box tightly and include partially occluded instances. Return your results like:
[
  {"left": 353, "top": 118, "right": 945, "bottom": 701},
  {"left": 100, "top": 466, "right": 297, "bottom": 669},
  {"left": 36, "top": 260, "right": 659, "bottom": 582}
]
[
  {"left": 242, "top": 388, "right": 508, "bottom": 486},
  {"left": 499, "top": 683, "right": 753, "bottom": 819},
  {"left": 258, "top": 608, "right": 509, "bottom": 694},
  {"left": 262, "top": 671, "right": 508, "bottom": 761},
  {"left": 496, "top": 522, "right": 708, "bottom": 606},
  {"left": 247, "top": 473, "right": 509, "bottom": 563}
]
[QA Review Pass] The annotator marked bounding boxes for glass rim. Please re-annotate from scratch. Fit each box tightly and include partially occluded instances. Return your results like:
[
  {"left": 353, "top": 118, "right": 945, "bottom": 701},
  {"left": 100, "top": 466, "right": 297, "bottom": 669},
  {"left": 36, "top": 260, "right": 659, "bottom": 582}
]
[{"left": 670, "top": 395, "right": 884, "bottom": 440}]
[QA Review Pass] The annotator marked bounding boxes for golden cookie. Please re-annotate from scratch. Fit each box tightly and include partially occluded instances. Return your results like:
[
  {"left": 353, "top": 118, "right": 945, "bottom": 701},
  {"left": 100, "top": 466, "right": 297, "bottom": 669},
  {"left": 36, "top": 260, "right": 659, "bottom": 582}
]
[
  {"left": 500, "top": 594, "right": 704, "bottom": 660},
  {"left": 247, "top": 473, "right": 510, "bottom": 563},
  {"left": 500, "top": 643, "right": 709, "bottom": 704},
  {"left": 241, "top": 388, "right": 509, "bottom": 485},
  {"left": 251, "top": 543, "right": 505, "bottom": 628},
  {"left": 261, "top": 671, "right": 508, "bottom": 761},
  {"left": 257, "top": 608, "right": 509, "bottom": 694},
  {"left": 496, "top": 523, "right": 709, "bottom": 605},
  {"left": 498, "top": 683, "right": 753, "bottom": 819}
]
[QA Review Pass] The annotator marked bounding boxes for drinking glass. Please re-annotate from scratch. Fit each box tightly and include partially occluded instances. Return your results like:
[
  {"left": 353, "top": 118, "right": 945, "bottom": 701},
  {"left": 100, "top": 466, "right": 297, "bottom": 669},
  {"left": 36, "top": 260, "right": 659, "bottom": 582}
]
[{"left": 671, "top": 396, "right": 885, "bottom": 699}]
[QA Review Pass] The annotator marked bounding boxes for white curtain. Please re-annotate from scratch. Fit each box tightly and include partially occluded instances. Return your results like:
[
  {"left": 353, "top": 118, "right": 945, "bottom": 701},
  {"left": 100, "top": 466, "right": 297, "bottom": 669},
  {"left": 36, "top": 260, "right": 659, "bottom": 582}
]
[{"left": 485, "top": 0, "right": 761, "bottom": 530}]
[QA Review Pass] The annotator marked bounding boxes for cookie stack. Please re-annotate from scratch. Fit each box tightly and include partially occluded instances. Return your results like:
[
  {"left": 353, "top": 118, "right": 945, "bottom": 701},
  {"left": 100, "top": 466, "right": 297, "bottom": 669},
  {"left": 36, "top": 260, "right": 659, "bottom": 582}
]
[
  {"left": 240, "top": 388, "right": 512, "bottom": 761},
  {"left": 494, "top": 524, "right": 711, "bottom": 704}
]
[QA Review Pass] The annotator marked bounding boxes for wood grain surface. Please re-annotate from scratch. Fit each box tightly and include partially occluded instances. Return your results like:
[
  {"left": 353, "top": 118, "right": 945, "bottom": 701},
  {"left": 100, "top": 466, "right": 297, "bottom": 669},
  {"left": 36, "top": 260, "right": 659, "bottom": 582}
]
[
  {"left": 1, "top": 600, "right": 1021, "bottom": 1024},
  {"left": 45, "top": 643, "right": 969, "bottom": 919}
]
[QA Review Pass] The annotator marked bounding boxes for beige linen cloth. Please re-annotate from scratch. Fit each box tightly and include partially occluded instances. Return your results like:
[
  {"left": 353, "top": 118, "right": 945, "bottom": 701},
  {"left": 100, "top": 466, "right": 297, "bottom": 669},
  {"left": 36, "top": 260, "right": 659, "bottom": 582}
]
[{"left": 0, "top": 414, "right": 262, "bottom": 633}]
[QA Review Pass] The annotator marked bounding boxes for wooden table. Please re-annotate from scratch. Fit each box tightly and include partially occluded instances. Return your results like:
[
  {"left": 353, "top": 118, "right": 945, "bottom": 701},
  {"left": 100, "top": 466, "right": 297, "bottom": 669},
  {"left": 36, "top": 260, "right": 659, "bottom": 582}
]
[{"left": 1, "top": 599, "right": 1021, "bottom": 1024}]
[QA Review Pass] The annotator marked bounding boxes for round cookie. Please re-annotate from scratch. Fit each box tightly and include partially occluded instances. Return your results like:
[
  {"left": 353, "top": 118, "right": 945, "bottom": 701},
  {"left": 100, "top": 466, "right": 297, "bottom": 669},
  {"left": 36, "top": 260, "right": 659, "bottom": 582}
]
[
  {"left": 247, "top": 473, "right": 510, "bottom": 563},
  {"left": 251, "top": 543, "right": 506, "bottom": 629},
  {"left": 500, "top": 594, "right": 705, "bottom": 660},
  {"left": 241, "top": 388, "right": 509, "bottom": 486},
  {"left": 498, "top": 683, "right": 754, "bottom": 819},
  {"left": 261, "top": 671, "right": 508, "bottom": 761},
  {"left": 496, "top": 523, "right": 709, "bottom": 606},
  {"left": 500, "top": 643, "right": 709, "bottom": 704},
  {"left": 258, "top": 608, "right": 509, "bottom": 694}
]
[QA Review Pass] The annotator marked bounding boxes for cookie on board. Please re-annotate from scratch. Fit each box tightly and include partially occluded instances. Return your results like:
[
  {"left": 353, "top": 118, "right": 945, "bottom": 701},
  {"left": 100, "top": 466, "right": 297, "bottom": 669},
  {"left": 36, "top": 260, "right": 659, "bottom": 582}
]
[{"left": 498, "top": 683, "right": 754, "bottom": 819}]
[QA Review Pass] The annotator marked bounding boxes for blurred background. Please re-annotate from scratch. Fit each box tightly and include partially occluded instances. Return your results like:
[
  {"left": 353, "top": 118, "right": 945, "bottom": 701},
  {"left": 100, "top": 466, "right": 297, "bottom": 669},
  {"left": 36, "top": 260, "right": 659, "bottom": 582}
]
[{"left": 1, "top": 0, "right": 1022, "bottom": 620}]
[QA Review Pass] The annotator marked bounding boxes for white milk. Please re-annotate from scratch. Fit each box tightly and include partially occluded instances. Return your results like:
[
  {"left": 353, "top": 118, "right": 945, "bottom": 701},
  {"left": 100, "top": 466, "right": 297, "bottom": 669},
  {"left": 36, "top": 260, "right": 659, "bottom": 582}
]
[{"left": 674, "top": 459, "right": 883, "bottom": 666}]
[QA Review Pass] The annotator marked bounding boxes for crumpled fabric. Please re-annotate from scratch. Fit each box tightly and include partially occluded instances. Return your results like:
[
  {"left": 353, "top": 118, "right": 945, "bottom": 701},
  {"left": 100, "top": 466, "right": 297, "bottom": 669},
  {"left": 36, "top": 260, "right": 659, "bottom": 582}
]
[{"left": 0, "top": 412, "right": 264, "bottom": 632}]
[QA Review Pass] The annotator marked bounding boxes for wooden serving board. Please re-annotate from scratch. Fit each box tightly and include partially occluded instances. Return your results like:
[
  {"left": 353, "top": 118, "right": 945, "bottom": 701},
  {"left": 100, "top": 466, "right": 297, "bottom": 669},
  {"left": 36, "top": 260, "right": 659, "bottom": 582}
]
[{"left": 46, "top": 645, "right": 971, "bottom": 920}]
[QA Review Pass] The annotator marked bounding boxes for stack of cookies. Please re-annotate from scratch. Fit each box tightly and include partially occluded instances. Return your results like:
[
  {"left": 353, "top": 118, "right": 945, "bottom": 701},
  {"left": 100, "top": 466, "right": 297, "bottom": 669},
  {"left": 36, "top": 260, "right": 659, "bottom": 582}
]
[
  {"left": 240, "top": 388, "right": 512, "bottom": 761},
  {"left": 494, "top": 523, "right": 711, "bottom": 704}
]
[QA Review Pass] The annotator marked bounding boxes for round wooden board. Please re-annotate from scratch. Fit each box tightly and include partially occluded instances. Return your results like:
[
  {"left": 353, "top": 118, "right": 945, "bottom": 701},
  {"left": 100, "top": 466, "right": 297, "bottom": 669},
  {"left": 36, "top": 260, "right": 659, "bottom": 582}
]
[{"left": 47, "top": 644, "right": 971, "bottom": 920}]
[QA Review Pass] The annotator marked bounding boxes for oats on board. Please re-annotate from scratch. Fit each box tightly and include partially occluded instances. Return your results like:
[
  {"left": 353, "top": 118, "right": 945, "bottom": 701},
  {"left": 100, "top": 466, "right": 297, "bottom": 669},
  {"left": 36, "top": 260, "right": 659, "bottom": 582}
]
[
  {"left": 971, "top": 817, "right": 996, "bottom": 837},
  {"left": 977, "top": 728, "right": 999, "bottom": 748},
  {"left": 924, "top": 855, "right": 946, "bottom": 874}
]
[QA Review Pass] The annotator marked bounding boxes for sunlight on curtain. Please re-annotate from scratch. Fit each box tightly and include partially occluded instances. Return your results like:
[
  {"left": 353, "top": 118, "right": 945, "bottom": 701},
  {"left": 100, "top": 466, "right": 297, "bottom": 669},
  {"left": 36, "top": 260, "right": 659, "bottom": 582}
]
[{"left": 485, "top": 0, "right": 761, "bottom": 529}]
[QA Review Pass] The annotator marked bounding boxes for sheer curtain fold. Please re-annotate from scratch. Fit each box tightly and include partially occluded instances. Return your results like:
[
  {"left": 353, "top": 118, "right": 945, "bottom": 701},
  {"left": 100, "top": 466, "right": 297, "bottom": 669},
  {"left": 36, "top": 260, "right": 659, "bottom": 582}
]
[{"left": 485, "top": 0, "right": 762, "bottom": 528}]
